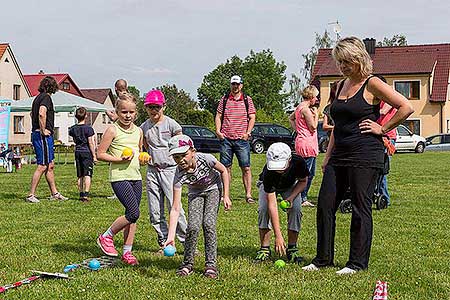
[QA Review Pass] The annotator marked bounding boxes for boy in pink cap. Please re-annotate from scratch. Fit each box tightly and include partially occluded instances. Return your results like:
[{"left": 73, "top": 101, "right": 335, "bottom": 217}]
[{"left": 140, "top": 90, "right": 188, "bottom": 251}]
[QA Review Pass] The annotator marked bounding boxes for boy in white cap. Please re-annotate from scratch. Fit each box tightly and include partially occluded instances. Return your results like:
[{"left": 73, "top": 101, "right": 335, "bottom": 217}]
[
  {"left": 255, "top": 142, "right": 309, "bottom": 264},
  {"left": 163, "top": 135, "right": 231, "bottom": 279}
]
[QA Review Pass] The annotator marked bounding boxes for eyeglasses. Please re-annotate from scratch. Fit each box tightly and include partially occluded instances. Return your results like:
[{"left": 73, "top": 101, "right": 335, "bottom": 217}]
[
  {"left": 146, "top": 105, "right": 163, "bottom": 111},
  {"left": 231, "top": 82, "right": 241, "bottom": 86}
]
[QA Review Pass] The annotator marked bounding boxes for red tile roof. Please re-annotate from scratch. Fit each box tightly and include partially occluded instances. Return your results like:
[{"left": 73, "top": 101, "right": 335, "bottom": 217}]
[
  {"left": 80, "top": 88, "right": 114, "bottom": 125},
  {"left": 0, "top": 43, "right": 8, "bottom": 59},
  {"left": 80, "top": 88, "right": 113, "bottom": 104},
  {"left": 23, "top": 73, "right": 86, "bottom": 97},
  {"left": 312, "top": 43, "right": 450, "bottom": 102}
]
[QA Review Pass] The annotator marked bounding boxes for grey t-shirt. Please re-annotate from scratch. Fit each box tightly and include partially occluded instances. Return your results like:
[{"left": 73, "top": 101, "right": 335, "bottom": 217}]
[
  {"left": 173, "top": 153, "right": 222, "bottom": 195},
  {"left": 140, "top": 116, "right": 182, "bottom": 168}
]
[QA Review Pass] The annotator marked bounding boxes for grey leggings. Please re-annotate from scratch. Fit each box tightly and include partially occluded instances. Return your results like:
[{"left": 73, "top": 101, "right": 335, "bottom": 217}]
[{"left": 183, "top": 189, "right": 221, "bottom": 268}]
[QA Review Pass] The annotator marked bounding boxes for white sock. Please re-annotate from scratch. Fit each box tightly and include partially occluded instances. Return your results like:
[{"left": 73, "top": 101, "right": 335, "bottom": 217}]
[
  {"left": 123, "top": 245, "right": 132, "bottom": 253},
  {"left": 102, "top": 227, "right": 114, "bottom": 238}
]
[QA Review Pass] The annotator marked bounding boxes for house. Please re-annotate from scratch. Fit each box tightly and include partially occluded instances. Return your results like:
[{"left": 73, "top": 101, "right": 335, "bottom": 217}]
[
  {"left": 80, "top": 88, "right": 115, "bottom": 143},
  {"left": 311, "top": 39, "right": 450, "bottom": 136},
  {"left": 23, "top": 72, "right": 88, "bottom": 144},
  {"left": 0, "top": 43, "right": 32, "bottom": 146}
]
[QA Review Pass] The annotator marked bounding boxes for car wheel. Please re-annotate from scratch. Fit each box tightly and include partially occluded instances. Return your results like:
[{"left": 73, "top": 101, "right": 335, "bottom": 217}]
[
  {"left": 252, "top": 141, "right": 265, "bottom": 154},
  {"left": 320, "top": 139, "right": 329, "bottom": 153},
  {"left": 415, "top": 142, "right": 425, "bottom": 153}
]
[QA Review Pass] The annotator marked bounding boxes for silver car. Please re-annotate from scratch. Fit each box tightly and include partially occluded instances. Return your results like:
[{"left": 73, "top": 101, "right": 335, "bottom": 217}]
[{"left": 425, "top": 134, "right": 450, "bottom": 151}]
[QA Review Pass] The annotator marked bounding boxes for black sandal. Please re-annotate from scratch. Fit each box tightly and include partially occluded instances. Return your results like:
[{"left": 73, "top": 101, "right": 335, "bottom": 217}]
[
  {"left": 246, "top": 197, "right": 255, "bottom": 204},
  {"left": 176, "top": 265, "right": 193, "bottom": 277},
  {"left": 203, "top": 266, "right": 218, "bottom": 279}
]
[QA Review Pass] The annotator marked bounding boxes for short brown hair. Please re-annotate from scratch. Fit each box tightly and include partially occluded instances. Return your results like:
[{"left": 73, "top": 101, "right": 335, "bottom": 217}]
[
  {"left": 75, "top": 107, "right": 87, "bottom": 122},
  {"left": 38, "top": 76, "right": 59, "bottom": 94}
]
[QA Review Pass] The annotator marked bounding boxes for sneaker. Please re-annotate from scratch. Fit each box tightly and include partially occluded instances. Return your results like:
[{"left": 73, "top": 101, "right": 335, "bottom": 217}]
[
  {"left": 287, "top": 247, "right": 303, "bottom": 264},
  {"left": 301, "top": 200, "right": 315, "bottom": 207},
  {"left": 26, "top": 195, "right": 40, "bottom": 203},
  {"left": 49, "top": 192, "right": 68, "bottom": 201},
  {"left": 336, "top": 267, "right": 357, "bottom": 275},
  {"left": 254, "top": 248, "right": 271, "bottom": 262},
  {"left": 97, "top": 235, "right": 118, "bottom": 257},
  {"left": 107, "top": 194, "right": 117, "bottom": 199},
  {"left": 121, "top": 251, "right": 139, "bottom": 265},
  {"left": 302, "top": 263, "right": 320, "bottom": 271}
]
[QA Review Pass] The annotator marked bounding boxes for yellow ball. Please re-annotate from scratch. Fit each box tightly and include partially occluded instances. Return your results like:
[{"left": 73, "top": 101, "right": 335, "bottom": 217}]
[
  {"left": 139, "top": 152, "right": 150, "bottom": 161},
  {"left": 122, "top": 148, "right": 133, "bottom": 157}
]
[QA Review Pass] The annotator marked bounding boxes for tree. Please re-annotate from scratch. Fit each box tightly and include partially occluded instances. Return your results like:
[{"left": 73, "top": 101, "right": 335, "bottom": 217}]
[
  {"left": 197, "top": 56, "right": 243, "bottom": 114},
  {"left": 377, "top": 34, "right": 408, "bottom": 47},
  {"left": 197, "top": 49, "right": 288, "bottom": 119},
  {"left": 158, "top": 84, "right": 197, "bottom": 124},
  {"left": 300, "top": 30, "right": 335, "bottom": 84}
]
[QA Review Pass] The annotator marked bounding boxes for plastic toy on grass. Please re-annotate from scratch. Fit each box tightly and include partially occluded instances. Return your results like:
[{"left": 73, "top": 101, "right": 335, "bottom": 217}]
[
  {"left": 274, "top": 259, "right": 286, "bottom": 269},
  {"left": 163, "top": 245, "right": 176, "bottom": 257}
]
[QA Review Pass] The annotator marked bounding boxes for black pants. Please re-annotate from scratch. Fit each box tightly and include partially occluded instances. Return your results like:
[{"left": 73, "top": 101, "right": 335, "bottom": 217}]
[{"left": 312, "top": 164, "right": 379, "bottom": 270}]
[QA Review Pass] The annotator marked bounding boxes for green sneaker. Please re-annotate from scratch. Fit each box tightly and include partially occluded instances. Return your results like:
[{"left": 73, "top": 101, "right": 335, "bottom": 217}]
[
  {"left": 287, "top": 247, "right": 303, "bottom": 264},
  {"left": 254, "top": 248, "right": 271, "bottom": 262}
]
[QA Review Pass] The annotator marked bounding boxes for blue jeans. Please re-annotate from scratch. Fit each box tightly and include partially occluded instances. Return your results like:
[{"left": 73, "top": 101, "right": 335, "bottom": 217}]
[
  {"left": 219, "top": 138, "right": 251, "bottom": 168},
  {"left": 301, "top": 157, "right": 316, "bottom": 202},
  {"left": 379, "top": 140, "right": 395, "bottom": 205}
]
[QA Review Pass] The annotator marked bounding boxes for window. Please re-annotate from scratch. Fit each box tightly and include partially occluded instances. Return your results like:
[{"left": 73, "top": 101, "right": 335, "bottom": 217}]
[
  {"left": 397, "top": 125, "right": 411, "bottom": 136},
  {"left": 402, "top": 120, "right": 421, "bottom": 135},
  {"left": 13, "top": 84, "right": 20, "bottom": 100},
  {"left": 200, "top": 128, "right": 216, "bottom": 138},
  {"left": 274, "top": 126, "right": 291, "bottom": 136},
  {"left": 53, "top": 127, "right": 60, "bottom": 140},
  {"left": 102, "top": 114, "right": 107, "bottom": 124},
  {"left": 13, "top": 116, "right": 25, "bottom": 133},
  {"left": 97, "top": 133, "right": 103, "bottom": 143},
  {"left": 447, "top": 120, "right": 450, "bottom": 133},
  {"left": 394, "top": 81, "right": 420, "bottom": 99},
  {"left": 428, "top": 136, "right": 441, "bottom": 145},
  {"left": 62, "top": 82, "right": 70, "bottom": 90},
  {"left": 183, "top": 127, "right": 201, "bottom": 137},
  {"left": 444, "top": 135, "right": 450, "bottom": 144}
]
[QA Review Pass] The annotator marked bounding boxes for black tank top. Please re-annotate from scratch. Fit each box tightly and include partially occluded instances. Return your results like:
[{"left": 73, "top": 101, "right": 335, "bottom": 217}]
[{"left": 329, "top": 76, "right": 384, "bottom": 169}]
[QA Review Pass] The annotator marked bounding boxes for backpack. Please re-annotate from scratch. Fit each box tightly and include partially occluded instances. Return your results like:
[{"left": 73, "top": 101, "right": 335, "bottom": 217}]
[{"left": 220, "top": 91, "right": 249, "bottom": 128}]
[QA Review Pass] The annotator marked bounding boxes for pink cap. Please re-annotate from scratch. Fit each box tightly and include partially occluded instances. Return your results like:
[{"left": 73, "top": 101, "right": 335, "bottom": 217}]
[{"left": 144, "top": 90, "right": 165, "bottom": 106}]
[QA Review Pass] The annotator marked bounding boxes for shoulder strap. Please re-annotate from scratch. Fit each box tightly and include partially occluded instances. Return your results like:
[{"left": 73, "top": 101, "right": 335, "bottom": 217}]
[
  {"left": 220, "top": 92, "right": 229, "bottom": 127},
  {"left": 243, "top": 93, "right": 249, "bottom": 119},
  {"left": 335, "top": 80, "right": 345, "bottom": 98}
]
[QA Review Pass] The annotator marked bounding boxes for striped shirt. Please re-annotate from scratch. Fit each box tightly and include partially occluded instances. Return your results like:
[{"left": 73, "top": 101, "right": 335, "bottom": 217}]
[{"left": 217, "top": 93, "right": 256, "bottom": 139}]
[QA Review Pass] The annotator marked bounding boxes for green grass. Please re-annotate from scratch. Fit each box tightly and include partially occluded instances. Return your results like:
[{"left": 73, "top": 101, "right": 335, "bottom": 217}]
[{"left": 0, "top": 152, "right": 449, "bottom": 299}]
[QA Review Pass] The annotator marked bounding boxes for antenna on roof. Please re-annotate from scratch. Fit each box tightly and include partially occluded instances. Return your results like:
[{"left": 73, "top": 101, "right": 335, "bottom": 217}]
[{"left": 328, "top": 20, "right": 341, "bottom": 41}]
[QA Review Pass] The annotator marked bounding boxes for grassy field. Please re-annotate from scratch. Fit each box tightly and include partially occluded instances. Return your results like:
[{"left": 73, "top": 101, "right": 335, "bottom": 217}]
[{"left": 0, "top": 152, "right": 449, "bottom": 299}]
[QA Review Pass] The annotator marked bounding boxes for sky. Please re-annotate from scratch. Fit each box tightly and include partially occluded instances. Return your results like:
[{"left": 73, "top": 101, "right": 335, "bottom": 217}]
[{"left": 1, "top": 0, "right": 449, "bottom": 99}]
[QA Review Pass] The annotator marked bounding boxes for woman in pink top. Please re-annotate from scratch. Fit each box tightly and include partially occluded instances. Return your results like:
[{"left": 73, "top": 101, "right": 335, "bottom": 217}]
[{"left": 289, "top": 85, "right": 319, "bottom": 207}]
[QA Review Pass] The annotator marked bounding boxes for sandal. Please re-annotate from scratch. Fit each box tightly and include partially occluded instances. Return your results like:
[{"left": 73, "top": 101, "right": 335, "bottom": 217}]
[
  {"left": 246, "top": 197, "right": 255, "bottom": 204},
  {"left": 203, "top": 266, "right": 218, "bottom": 279},
  {"left": 176, "top": 265, "right": 193, "bottom": 277}
]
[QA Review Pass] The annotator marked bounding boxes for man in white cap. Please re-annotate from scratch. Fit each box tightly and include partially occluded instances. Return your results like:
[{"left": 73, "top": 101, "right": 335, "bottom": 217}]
[
  {"left": 254, "top": 142, "right": 309, "bottom": 264},
  {"left": 215, "top": 75, "right": 256, "bottom": 204}
]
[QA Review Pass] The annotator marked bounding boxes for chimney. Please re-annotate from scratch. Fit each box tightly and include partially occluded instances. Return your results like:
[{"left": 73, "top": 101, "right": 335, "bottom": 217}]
[
  {"left": 363, "top": 38, "right": 376, "bottom": 55},
  {"left": 38, "top": 70, "right": 45, "bottom": 74}
]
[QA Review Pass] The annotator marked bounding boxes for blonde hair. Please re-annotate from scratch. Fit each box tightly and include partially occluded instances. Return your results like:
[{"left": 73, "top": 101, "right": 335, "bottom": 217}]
[
  {"left": 301, "top": 85, "right": 319, "bottom": 100},
  {"left": 115, "top": 92, "right": 137, "bottom": 110},
  {"left": 332, "top": 36, "right": 373, "bottom": 78}
]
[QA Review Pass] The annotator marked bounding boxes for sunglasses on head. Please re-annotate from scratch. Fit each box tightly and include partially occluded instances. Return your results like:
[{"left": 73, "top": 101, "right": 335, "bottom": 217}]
[{"left": 146, "top": 105, "right": 163, "bottom": 111}]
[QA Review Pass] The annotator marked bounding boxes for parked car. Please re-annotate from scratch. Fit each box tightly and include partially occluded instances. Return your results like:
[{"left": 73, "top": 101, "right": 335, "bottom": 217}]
[
  {"left": 250, "top": 123, "right": 294, "bottom": 154},
  {"left": 317, "top": 121, "right": 330, "bottom": 153},
  {"left": 181, "top": 125, "right": 221, "bottom": 153},
  {"left": 396, "top": 124, "right": 426, "bottom": 153},
  {"left": 425, "top": 134, "right": 450, "bottom": 151}
]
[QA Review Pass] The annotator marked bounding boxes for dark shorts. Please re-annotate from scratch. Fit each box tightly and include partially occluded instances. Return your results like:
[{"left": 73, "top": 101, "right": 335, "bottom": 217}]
[
  {"left": 220, "top": 138, "right": 250, "bottom": 168},
  {"left": 31, "top": 131, "right": 54, "bottom": 165},
  {"left": 75, "top": 151, "right": 94, "bottom": 177}
]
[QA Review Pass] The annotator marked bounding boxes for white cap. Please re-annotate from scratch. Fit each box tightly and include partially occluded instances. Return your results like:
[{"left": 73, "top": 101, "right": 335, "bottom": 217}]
[
  {"left": 168, "top": 135, "right": 194, "bottom": 155},
  {"left": 230, "top": 75, "right": 243, "bottom": 84},
  {"left": 266, "top": 142, "right": 292, "bottom": 171}
]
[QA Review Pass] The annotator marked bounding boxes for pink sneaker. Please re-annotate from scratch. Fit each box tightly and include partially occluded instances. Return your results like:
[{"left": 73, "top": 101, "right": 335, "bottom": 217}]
[
  {"left": 97, "top": 235, "right": 118, "bottom": 257},
  {"left": 121, "top": 251, "right": 139, "bottom": 265}
]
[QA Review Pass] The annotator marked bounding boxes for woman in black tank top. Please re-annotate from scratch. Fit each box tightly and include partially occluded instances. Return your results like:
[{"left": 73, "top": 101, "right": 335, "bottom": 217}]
[{"left": 303, "top": 37, "right": 414, "bottom": 274}]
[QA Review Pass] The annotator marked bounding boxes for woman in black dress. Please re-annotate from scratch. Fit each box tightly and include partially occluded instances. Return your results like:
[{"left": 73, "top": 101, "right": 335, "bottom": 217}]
[{"left": 303, "top": 37, "right": 413, "bottom": 275}]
